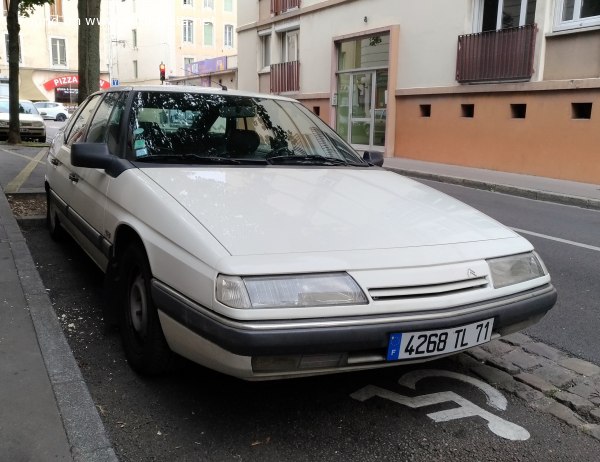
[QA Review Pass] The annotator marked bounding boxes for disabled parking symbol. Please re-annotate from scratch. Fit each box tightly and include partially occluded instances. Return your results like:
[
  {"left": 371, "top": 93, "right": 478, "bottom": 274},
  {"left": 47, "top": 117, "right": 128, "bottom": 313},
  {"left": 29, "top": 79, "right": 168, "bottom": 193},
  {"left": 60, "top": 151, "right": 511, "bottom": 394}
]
[{"left": 351, "top": 369, "right": 530, "bottom": 441}]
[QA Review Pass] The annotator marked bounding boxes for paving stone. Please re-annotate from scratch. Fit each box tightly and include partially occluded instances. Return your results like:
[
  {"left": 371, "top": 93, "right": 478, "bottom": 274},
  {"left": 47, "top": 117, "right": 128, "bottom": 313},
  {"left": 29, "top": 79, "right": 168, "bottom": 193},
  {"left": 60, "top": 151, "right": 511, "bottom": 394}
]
[
  {"left": 513, "top": 381, "right": 546, "bottom": 403},
  {"left": 558, "top": 357, "right": 600, "bottom": 377},
  {"left": 534, "top": 364, "right": 578, "bottom": 388},
  {"left": 453, "top": 352, "right": 483, "bottom": 371},
  {"left": 554, "top": 391, "right": 595, "bottom": 414},
  {"left": 537, "top": 401, "right": 586, "bottom": 428},
  {"left": 501, "top": 332, "right": 532, "bottom": 346},
  {"left": 502, "top": 349, "right": 543, "bottom": 371},
  {"left": 515, "top": 372, "right": 557, "bottom": 394},
  {"left": 567, "top": 381, "right": 600, "bottom": 406},
  {"left": 590, "top": 408, "right": 600, "bottom": 423},
  {"left": 485, "top": 356, "right": 520, "bottom": 375},
  {"left": 471, "top": 364, "right": 518, "bottom": 393},
  {"left": 465, "top": 346, "right": 491, "bottom": 363},
  {"left": 522, "top": 342, "right": 564, "bottom": 361},
  {"left": 582, "top": 424, "right": 600, "bottom": 441},
  {"left": 480, "top": 339, "right": 516, "bottom": 357}
]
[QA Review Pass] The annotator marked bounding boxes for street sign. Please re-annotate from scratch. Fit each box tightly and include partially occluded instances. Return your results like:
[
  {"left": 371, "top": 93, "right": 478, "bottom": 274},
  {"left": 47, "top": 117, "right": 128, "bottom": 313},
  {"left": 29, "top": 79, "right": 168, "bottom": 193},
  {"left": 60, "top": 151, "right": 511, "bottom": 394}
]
[{"left": 111, "top": 78, "right": 120, "bottom": 87}]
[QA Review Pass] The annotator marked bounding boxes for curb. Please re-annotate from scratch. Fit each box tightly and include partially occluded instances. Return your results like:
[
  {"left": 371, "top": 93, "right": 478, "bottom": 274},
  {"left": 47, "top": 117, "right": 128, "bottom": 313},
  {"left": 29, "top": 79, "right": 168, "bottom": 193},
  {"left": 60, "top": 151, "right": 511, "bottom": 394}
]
[
  {"left": 1, "top": 189, "right": 118, "bottom": 461},
  {"left": 386, "top": 167, "right": 600, "bottom": 211},
  {"left": 453, "top": 334, "right": 600, "bottom": 440}
]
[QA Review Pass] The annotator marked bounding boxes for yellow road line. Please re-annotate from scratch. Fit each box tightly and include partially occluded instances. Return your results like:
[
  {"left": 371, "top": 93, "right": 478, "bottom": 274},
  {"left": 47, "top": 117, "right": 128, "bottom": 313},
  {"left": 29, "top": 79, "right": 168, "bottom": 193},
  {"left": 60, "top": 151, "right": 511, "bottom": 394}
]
[
  {"left": 4, "top": 148, "right": 48, "bottom": 193},
  {"left": 0, "top": 147, "right": 47, "bottom": 165}
]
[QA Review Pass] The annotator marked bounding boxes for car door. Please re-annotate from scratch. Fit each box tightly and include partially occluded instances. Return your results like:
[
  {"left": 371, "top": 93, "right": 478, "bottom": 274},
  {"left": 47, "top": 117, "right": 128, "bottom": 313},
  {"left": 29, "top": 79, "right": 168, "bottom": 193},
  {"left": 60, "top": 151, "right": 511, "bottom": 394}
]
[{"left": 47, "top": 92, "right": 126, "bottom": 269}]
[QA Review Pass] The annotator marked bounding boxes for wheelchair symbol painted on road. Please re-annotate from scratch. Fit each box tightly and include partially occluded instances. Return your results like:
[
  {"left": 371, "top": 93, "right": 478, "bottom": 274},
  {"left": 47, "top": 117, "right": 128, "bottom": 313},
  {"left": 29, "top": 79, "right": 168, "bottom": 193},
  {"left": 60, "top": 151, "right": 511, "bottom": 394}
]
[{"left": 351, "top": 369, "right": 530, "bottom": 441}]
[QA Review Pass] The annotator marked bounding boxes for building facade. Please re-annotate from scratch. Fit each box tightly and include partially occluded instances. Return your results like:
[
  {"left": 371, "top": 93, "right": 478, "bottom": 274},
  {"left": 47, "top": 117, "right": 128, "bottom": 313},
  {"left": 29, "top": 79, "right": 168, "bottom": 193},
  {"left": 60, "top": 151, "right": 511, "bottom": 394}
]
[
  {"left": 1, "top": 0, "right": 110, "bottom": 105},
  {"left": 109, "top": 0, "right": 237, "bottom": 86},
  {"left": 237, "top": 0, "right": 600, "bottom": 184}
]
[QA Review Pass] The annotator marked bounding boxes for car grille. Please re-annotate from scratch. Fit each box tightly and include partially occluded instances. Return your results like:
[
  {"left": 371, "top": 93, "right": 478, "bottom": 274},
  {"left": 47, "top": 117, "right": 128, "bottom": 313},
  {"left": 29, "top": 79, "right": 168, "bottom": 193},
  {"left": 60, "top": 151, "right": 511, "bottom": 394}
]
[{"left": 368, "top": 276, "right": 489, "bottom": 301}]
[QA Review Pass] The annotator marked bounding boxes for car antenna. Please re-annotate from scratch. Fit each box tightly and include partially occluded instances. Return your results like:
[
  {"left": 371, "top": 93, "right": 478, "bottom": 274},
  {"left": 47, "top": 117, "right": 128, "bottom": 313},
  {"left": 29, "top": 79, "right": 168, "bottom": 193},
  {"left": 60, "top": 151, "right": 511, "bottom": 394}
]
[{"left": 178, "top": 68, "right": 228, "bottom": 91}]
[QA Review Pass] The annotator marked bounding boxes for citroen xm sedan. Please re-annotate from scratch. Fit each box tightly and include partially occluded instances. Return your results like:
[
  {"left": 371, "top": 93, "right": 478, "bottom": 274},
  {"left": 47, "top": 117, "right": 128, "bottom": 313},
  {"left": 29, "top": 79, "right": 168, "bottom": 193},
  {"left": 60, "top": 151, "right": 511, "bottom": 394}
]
[{"left": 45, "top": 86, "right": 557, "bottom": 379}]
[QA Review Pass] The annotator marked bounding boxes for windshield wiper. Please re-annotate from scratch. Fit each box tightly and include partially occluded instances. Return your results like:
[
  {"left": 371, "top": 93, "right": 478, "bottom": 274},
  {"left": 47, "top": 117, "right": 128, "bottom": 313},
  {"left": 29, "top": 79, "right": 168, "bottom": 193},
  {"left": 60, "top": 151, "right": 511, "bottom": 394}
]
[
  {"left": 135, "top": 154, "right": 242, "bottom": 165},
  {"left": 266, "top": 154, "right": 350, "bottom": 166}
]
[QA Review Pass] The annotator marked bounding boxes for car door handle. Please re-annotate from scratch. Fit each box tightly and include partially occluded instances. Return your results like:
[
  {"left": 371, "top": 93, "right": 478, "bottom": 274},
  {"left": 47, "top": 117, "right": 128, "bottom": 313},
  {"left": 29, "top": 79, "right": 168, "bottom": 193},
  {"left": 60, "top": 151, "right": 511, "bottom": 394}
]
[
  {"left": 50, "top": 157, "right": 60, "bottom": 166},
  {"left": 69, "top": 173, "right": 79, "bottom": 183}
]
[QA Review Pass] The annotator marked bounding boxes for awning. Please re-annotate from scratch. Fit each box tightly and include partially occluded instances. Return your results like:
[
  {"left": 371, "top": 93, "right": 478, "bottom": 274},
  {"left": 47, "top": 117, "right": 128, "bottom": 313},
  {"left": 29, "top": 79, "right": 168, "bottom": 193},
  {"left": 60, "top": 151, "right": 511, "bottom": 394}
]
[{"left": 19, "top": 69, "right": 48, "bottom": 101}]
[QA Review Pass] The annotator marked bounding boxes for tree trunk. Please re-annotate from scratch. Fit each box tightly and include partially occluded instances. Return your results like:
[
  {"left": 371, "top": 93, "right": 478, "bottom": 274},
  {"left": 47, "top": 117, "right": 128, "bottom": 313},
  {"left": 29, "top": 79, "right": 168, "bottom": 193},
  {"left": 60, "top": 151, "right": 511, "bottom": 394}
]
[
  {"left": 7, "top": 0, "right": 21, "bottom": 144},
  {"left": 78, "top": 0, "right": 101, "bottom": 104}
]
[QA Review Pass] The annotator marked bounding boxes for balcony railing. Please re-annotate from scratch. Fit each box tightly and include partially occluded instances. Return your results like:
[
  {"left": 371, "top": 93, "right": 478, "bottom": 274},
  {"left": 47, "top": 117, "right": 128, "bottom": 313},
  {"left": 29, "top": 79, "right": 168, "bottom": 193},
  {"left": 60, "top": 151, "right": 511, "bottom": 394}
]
[
  {"left": 456, "top": 24, "right": 537, "bottom": 83},
  {"left": 271, "top": 0, "right": 300, "bottom": 16},
  {"left": 270, "top": 61, "right": 300, "bottom": 93}
]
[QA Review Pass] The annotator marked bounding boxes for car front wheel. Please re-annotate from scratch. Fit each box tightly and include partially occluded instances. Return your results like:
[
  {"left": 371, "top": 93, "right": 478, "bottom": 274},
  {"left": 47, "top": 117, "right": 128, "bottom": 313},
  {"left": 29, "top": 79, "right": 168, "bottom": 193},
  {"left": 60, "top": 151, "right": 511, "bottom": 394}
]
[
  {"left": 118, "top": 242, "right": 172, "bottom": 375},
  {"left": 46, "top": 190, "right": 63, "bottom": 240},
  {"left": 56, "top": 113, "right": 67, "bottom": 122}
]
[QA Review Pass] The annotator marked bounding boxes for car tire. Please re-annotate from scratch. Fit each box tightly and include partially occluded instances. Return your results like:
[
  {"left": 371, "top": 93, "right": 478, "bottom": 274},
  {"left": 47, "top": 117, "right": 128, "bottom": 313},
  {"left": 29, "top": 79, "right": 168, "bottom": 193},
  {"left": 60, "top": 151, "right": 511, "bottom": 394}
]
[
  {"left": 46, "top": 190, "right": 64, "bottom": 241},
  {"left": 56, "top": 113, "right": 67, "bottom": 122},
  {"left": 118, "top": 242, "right": 172, "bottom": 375}
]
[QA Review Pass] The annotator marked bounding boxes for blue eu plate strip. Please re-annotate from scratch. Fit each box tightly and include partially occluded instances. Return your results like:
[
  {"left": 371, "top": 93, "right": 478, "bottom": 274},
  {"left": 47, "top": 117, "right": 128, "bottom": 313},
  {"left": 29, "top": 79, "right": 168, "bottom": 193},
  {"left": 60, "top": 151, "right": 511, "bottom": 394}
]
[{"left": 387, "top": 333, "right": 402, "bottom": 361}]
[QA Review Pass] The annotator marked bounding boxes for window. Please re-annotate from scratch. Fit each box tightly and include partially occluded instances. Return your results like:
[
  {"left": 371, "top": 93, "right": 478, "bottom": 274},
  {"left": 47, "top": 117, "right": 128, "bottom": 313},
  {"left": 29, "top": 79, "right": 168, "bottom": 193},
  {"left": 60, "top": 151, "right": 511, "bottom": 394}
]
[
  {"left": 132, "top": 29, "right": 137, "bottom": 48},
  {"left": 572, "top": 102, "right": 592, "bottom": 119},
  {"left": 3, "top": 0, "right": 8, "bottom": 17},
  {"left": 133, "top": 60, "right": 138, "bottom": 79},
  {"left": 50, "top": 0, "right": 64, "bottom": 22},
  {"left": 5, "top": 34, "right": 22, "bottom": 63},
  {"left": 479, "top": 0, "right": 537, "bottom": 31},
  {"left": 511, "top": 103, "right": 527, "bottom": 118},
  {"left": 555, "top": 0, "right": 600, "bottom": 30},
  {"left": 420, "top": 104, "right": 432, "bottom": 118},
  {"left": 183, "top": 19, "right": 194, "bottom": 43},
  {"left": 66, "top": 94, "right": 103, "bottom": 145},
  {"left": 86, "top": 93, "right": 123, "bottom": 144},
  {"left": 281, "top": 29, "right": 299, "bottom": 62},
  {"left": 51, "top": 38, "right": 67, "bottom": 66},
  {"left": 260, "top": 33, "right": 271, "bottom": 68},
  {"left": 204, "top": 22, "right": 214, "bottom": 46},
  {"left": 183, "top": 0, "right": 193, "bottom": 5},
  {"left": 204, "top": 0, "right": 214, "bottom": 8},
  {"left": 224, "top": 0, "right": 233, "bottom": 12},
  {"left": 224, "top": 24, "right": 234, "bottom": 48},
  {"left": 461, "top": 104, "right": 475, "bottom": 118}
]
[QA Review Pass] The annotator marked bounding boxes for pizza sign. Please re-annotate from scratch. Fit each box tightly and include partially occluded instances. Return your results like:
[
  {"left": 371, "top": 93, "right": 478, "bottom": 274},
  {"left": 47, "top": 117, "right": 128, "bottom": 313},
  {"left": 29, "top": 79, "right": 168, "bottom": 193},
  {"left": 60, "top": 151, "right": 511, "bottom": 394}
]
[{"left": 43, "top": 76, "right": 110, "bottom": 91}]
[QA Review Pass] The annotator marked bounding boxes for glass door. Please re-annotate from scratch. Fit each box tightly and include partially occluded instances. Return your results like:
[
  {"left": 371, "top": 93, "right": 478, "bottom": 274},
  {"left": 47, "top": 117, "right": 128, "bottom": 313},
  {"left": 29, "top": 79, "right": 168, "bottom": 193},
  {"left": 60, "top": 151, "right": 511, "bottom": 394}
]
[{"left": 349, "top": 72, "right": 373, "bottom": 149}]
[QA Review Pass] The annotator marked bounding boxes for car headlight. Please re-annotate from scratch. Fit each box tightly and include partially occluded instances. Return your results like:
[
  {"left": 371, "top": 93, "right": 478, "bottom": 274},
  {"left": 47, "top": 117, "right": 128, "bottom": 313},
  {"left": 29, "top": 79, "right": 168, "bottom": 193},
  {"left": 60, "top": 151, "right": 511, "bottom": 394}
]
[
  {"left": 33, "top": 122, "right": 45, "bottom": 128},
  {"left": 487, "top": 252, "right": 546, "bottom": 289},
  {"left": 216, "top": 273, "right": 368, "bottom": 309}
]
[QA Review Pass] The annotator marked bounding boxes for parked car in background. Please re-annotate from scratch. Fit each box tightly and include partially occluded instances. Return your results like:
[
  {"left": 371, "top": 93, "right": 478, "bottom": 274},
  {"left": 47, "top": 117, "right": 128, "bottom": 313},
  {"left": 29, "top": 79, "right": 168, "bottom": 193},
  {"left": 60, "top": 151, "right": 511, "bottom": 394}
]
[
  {"left": 34, "top": 101, "right": 70, "bottom": 121},
  {"left": 45, "top": 86, "right": 556, "bottom": 380},
  {"left": 0, "top": 99, "right": 46, "bottom": 142}
]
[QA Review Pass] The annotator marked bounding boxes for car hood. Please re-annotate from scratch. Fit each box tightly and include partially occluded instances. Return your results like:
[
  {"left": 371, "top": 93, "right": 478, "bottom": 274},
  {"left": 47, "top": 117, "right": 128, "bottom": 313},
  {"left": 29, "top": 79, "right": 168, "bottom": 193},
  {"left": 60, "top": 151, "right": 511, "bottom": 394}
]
[
  {"left": 141, "top": 167, "right": 518, "bottom": 256},
  {"left": 0, "top": 113, "right": 43, "bottom": 122}
]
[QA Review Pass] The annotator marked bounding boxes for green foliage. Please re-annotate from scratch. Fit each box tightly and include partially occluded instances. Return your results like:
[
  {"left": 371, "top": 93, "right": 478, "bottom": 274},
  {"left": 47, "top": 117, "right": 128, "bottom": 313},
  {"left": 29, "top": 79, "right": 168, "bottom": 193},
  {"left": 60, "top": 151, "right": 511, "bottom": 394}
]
[{"left": 19, "top": 0, "right": 54, "bottom": 17}]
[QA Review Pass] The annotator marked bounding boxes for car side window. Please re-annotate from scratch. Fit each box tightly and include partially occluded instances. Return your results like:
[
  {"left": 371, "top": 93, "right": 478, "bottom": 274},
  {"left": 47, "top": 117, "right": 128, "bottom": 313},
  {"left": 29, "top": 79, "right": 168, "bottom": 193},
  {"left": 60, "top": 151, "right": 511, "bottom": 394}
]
[
  {"left": 85, "top": 93, "right": 125, "bottom": 151},
  {"left": 65, "top": 94, "right": 103, "bottom": 146}
]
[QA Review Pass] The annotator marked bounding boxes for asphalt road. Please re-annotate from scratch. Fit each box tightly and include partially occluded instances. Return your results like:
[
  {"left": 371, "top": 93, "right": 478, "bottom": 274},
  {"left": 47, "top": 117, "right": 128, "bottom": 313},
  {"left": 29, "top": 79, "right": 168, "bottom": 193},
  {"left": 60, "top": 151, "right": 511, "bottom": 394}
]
[
  {"left": 17, "top": 184, "right": 600, "bottom": 461},
  {"left": 420, "top": 180, "right": 600, "bottom": 364}
]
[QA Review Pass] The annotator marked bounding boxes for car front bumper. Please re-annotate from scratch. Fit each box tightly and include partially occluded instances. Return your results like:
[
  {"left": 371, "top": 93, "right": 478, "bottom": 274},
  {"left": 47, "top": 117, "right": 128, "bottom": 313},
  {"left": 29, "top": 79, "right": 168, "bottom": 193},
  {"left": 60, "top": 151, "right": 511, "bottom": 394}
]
[{"left": 152, "top": 279, "right": 557, "bottom": 379}]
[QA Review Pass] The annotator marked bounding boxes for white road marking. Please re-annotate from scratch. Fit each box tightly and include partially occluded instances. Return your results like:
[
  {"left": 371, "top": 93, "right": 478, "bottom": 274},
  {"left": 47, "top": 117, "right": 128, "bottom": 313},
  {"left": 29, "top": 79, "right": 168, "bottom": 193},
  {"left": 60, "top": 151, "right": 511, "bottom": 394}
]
[
  {"left": 398, "top": 369, "right": 507, "bottom": 410},
  {"left": 351, "top": 385, "right": 530, "bottom": 441},
  {"left": 0, "top": 147, "right": 46, "bottom": 164},
  {"left": 511, "top": 227, "right": 600, "bottom": 253}
]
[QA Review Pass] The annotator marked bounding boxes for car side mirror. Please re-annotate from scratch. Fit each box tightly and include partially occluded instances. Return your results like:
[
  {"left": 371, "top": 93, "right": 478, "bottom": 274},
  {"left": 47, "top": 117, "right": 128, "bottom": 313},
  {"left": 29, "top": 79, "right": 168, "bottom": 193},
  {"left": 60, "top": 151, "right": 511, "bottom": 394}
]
[
  {"left": 71, "top": 142, "right": 113, "bottom": 169},
  {"left": 363, "top": 150, "right": 384, "bottom": 167}
]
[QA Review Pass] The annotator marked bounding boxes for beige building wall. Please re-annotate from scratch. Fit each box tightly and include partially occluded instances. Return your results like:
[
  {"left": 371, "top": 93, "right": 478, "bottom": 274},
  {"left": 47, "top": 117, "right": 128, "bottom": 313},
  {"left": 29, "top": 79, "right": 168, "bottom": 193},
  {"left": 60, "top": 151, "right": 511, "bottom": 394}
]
[
  {"left": 238, "top": 0, "right": 600, "bottom": 183},
  {"left": 0, "top": 0, "right": 109, "bottom": 101},
  {"left": 111, "top": 0, "right": 237, "bottom": 85}
]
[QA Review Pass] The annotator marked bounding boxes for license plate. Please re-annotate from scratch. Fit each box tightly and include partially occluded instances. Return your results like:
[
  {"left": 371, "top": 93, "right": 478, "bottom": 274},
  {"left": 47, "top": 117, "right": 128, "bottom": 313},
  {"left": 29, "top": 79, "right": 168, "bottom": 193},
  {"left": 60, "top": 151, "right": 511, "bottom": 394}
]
[{"left": 387, "top": 318, "right": 494, "bottom": 361}]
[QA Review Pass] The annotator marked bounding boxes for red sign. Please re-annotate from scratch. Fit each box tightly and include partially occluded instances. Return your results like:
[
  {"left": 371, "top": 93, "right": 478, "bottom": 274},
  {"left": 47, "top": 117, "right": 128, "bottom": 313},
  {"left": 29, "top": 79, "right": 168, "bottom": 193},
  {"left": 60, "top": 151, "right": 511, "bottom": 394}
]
[{"left": 43, "top": 75, "right": 110, "bottom": 91}]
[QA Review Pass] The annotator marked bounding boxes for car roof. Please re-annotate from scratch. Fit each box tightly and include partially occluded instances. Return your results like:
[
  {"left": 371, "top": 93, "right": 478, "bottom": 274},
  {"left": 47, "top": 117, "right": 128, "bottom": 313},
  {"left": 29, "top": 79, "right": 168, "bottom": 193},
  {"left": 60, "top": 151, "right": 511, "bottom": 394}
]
[{"left": 97, "top": 85, "right": 299, "bottom": 103}]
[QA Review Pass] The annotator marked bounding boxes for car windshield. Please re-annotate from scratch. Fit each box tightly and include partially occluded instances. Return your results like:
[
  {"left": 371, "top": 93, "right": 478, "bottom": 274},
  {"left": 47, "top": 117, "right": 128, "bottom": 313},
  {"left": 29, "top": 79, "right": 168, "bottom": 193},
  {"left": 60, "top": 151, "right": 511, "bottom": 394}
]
[
  {"left": 129, "top": 91, "right": 367, "bottom": 166},
  {"left": 0, "top": 100, "right": 40, "bottom": 115}
]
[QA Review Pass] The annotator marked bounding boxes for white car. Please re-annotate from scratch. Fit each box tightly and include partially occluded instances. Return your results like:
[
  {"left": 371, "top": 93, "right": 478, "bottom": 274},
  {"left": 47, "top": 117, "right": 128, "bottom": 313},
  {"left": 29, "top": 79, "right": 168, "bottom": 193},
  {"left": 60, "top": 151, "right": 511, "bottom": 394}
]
[
  {"left": 0, "top": 99, "right": 46, "bottom": 142},
  {"left": 45, "top": 86, "right": 556, "bottom": 379},
  {"left": 34, "top": 101, "right": 70, "bottom": 121}
]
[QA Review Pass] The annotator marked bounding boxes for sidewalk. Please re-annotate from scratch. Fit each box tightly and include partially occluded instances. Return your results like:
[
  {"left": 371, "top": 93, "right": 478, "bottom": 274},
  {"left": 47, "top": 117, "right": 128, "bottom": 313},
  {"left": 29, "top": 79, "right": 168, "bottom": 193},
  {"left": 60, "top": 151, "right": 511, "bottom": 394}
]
[
  {"left": 1, "top": 153, "right": 599, "bottom": 461},
  {"left": 383, "top": 157, "right": 600, "bottom": 210},
  {"left": 0, "top": 186, "right": 117, "bottom": 461}
]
